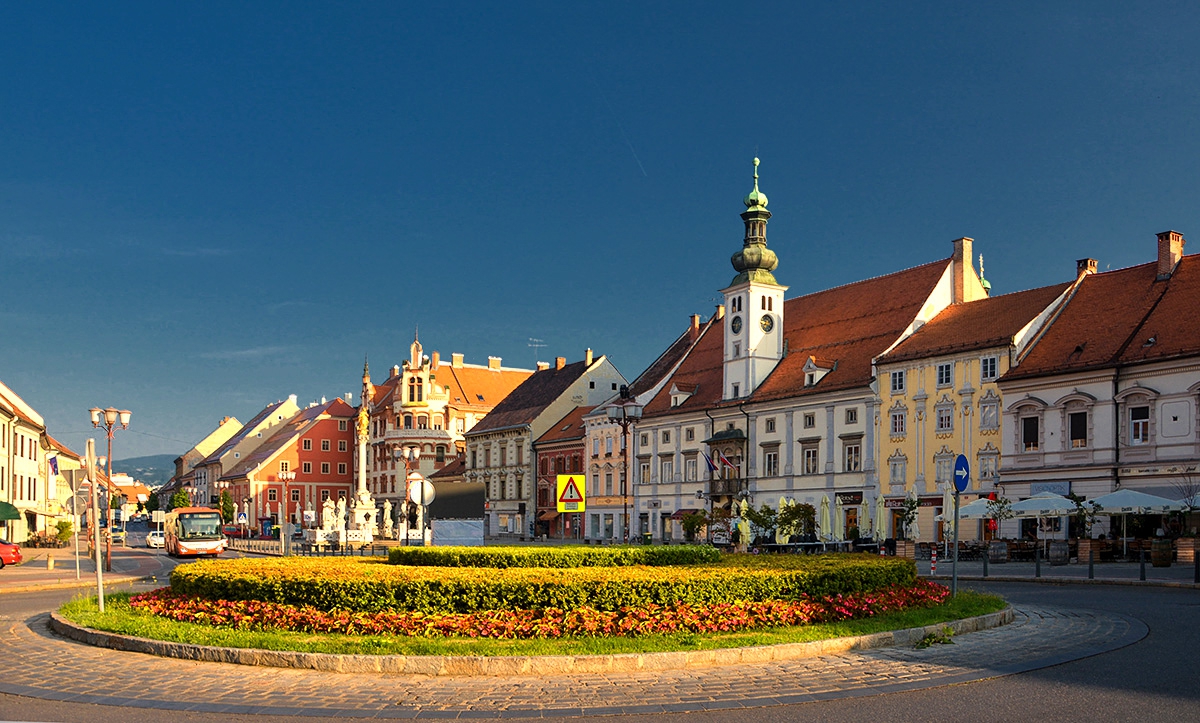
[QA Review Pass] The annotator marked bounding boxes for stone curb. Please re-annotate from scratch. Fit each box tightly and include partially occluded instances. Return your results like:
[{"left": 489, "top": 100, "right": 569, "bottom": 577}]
[
  {"left": 48, "top": 606, "right": 1014, "bottom": 677},
  {"left": 929, "top": 574, "right": 1200, "bottom": 590},
  {"left": 0, "top": 575, "right": 149, "bottom": 595}
]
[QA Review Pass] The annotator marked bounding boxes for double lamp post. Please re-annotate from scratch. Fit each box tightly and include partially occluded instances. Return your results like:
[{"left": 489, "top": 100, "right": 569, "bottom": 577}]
[
  {"left": 606, "top": 388, "right": 642, "bottom": 543},
  {"left": 88, "top": 407, "right": 130, "bottom": 572}
]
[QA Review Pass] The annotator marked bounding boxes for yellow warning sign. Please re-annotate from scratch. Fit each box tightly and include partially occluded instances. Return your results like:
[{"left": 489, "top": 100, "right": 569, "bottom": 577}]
[{"left": 556, "top": 474, "right": 586, "bottom": 513}]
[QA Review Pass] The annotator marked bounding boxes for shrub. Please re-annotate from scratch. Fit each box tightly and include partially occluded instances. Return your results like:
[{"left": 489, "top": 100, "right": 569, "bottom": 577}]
[
  {"left": 169, "top": 554, "right": 915, "bottom": 614},
  {"left": 387, "top": 545, "right": 720, "bottom": 568}
]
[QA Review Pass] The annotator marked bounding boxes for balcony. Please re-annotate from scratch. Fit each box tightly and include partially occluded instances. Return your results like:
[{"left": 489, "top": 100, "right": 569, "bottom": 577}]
[
  {"left": 707, "top": 477, "right": 749, "bottom": 497},
  {"left": 384, "top": 428, "right": 454, "bottom": 443}
]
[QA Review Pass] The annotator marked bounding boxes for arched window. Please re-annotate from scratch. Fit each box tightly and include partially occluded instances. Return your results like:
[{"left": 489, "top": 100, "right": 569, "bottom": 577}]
[
  {"left": 408, "top": 376, "right": 423, "bottom": 403},
  {"left": 403, "top": 414, "right": 414, "bottom": 429}
]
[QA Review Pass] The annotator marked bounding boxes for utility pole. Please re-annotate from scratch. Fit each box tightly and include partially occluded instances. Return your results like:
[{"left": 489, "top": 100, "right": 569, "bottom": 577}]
[{"left": 87, "top": 439, "right": 104, "bottom": 613}]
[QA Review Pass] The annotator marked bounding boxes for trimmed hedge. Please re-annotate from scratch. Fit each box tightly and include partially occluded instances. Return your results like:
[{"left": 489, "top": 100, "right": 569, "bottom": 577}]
[
  {"left": 169, "top": 554, "right": 916, "bottom": 614},
  {"left": 387, "top": 545, "right": 720, "bottom": 568}
]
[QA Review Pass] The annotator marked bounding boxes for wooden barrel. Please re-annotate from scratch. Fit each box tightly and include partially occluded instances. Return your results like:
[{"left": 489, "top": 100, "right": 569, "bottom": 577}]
[
  {"left": 988, "top": 540, "right": 1009, "bottom": 563},
  {"left": 1151, "top": 538, "right": 1173, "bottom": 567},
  {"left": 1048, "top": 540, "right": 1070, "bottom": 566}
]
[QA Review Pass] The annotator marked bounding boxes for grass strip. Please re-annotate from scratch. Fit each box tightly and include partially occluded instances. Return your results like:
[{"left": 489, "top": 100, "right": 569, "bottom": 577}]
[{"left": 59, "top": 589, "right": 1005, "bottom": 657}]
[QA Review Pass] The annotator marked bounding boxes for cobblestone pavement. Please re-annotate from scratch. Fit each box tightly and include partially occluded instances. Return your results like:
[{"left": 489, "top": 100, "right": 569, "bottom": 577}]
[{"left": 0, "top": 604, "right": 1145, "bottom": 719}]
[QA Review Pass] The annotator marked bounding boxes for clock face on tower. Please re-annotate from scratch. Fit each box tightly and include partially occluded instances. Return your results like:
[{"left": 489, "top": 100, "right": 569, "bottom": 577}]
[
  {"left": 760, "top": 314, "right": 774, "bottom": 332},
  {"left": 730, "top": 315, "right": 743, "bottom": 334}
]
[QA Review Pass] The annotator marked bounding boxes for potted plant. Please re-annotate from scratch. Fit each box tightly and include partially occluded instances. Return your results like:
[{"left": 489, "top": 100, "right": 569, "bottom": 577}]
[
  {"left": 895, "top": 495, "right": 919, "bottom": 559},
  {"left": 985, "top": 496, "right": 1014, "bottom": 563},
  {"left": 1068, "top": 492, "right": 1102, "bottom": 564}
]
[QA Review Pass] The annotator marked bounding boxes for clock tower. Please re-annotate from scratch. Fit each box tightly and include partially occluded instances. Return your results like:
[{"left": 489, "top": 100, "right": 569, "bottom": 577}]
[{"left": 722, "top": 158, "right": 787, "bottom": 400}]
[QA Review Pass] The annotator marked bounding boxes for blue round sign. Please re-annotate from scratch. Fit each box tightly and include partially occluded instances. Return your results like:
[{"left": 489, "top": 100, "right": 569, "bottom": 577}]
[{"left": 953, "top": 454, "right": 970, "bottom": 493}]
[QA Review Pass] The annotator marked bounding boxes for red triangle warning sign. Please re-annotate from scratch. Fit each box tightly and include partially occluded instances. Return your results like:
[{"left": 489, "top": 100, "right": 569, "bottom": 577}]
[{"left": 559, "top": 478, "right": 584, "bottom": 503}]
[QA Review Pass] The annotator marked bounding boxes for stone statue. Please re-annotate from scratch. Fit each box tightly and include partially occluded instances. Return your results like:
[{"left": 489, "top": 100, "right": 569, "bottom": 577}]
[
  {"left": 321, "top": 497, "right": 336, "bottom": 531},
  {"left": 336, "top": 495, "right": 347, "bottom": 531},
  {"left": 382, "top": 499, "right": 393, "bottom": 538}
]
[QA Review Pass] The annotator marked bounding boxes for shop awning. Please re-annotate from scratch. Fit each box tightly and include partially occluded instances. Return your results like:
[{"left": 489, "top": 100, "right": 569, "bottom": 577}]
[
  {"left": 537, "top": 511, "right": 560, "bottom": 521},
  {"left": 0, "top": 501, "right": 18, "bottom": 521},
  {"left": 669, "top": 508, "right": 702, "bottom": 520}
]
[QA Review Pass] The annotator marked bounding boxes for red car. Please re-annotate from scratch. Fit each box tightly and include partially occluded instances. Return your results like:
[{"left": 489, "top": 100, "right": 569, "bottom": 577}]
[{"left": 0, "top": 539, "right": 22, "bottom": 568}]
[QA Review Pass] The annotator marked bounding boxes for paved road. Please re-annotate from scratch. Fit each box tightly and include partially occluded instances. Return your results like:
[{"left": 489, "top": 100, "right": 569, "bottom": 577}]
[{"left": 1, "top": 579, "right": 1196, "bottom": 721}]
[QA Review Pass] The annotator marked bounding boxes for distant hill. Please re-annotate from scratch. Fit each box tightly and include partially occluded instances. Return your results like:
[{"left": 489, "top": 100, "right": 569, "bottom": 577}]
[{"left": 113, "top": 454, "right": 177, "bottom": 488}]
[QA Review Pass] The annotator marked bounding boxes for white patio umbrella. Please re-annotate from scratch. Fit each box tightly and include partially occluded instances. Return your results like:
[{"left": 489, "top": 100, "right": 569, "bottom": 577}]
[
  {"left": 859, "top": 501, "right": 871, "bottom": 541},
  {"left": 834, "top": 495, "right": 845, "bottom": 541},
  {"left": 1009, "top": 492, "right": 1077, "bottom": 518},
  {"left": 875, "top": 494, "right": 888, "bottom": 539},
  {"left": 775, "top": 498, "right": 791, "bottom": 544},
  {"left": 941, "top": 487, "right": 956, "bottom": 543},
  {"left": 1089, "top": 489, "right": 1186, "bottom": 557},
  {"left": 819, "top": 495, "right": 831, "bottom": 542},
  {"left": 937, "top": 497, "right": 992, "bottom": 520}
]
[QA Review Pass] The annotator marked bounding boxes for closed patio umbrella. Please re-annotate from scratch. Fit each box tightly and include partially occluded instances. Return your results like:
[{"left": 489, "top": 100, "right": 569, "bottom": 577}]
[
  {"left": 859, "top": 501, "right": 871, "bottom": 541},
  {"left": 834, "top": 495, "right": 845, "bottom": 542},
  {"left": 941, "top": 487, "right": 956, "bottom": 544},
  {"left": 875, "top": 494, "right": 888, "bottom": 539},
  {"left": 819, "top": 495, "right": 831, "bottom": 543}
]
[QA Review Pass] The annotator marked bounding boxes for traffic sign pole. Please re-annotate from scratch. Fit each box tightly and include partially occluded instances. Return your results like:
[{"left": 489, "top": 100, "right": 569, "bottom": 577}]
[{"left": 952, "top": 454, "right": 970, "bottom": 597}]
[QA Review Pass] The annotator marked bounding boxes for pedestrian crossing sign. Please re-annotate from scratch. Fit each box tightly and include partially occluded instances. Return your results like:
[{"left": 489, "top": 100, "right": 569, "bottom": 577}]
[{"left": 556, "top": 474, "right": 586, "bottom": 512}]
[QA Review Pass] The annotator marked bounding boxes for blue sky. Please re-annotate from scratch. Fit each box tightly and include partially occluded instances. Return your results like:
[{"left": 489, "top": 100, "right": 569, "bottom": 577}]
[{"left": 3, "top": 2, "right": 1200, "bottom": 459}]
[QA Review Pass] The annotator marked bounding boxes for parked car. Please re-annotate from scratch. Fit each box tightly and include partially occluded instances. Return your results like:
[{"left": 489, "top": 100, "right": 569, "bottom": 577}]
[
  {"left": 223, "top": 524, "right": 251, "bottom": 539},
  {"left": 146, "top": 530, "right": 165, "bottom": 548},
  {"left": 0, "top": 539, "right": 23, "bottom": 568}
]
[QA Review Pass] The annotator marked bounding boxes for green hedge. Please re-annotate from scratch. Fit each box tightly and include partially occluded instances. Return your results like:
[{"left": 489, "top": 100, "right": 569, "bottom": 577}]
[
  {"left": 387, "top": 545, "right": 720, "bottom": 568},
  {"left": 169, "top": 554, "right": 916, "bottom": 614}
]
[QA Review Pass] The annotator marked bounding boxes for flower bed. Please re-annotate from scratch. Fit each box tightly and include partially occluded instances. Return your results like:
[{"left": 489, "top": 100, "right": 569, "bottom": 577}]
[
  {"left": 131, "top": 579, "right": 950, "bottom": 639},
  {"left": 169, "top": 555, "right": 916, "bottom": 614},
  {"left": 387, "top": 545, "right": 720, "bottom": 568}
]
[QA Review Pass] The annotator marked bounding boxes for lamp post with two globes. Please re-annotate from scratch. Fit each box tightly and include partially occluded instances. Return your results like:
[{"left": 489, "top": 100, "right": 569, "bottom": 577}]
[
  {"left": 278, "top": 469, "right": 296, "bottom": 555},
  {"left": 395, "top": 447, "right": 422, "bottom": 545},
  {"left": 606, "top": 388, "right": 643, "bottom": 544},
  {"left": 89, "top": 407, "right": 130, "bottom": 571}
]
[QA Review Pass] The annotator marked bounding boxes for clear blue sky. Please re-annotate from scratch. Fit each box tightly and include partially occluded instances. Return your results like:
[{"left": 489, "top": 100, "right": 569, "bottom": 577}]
[{"left": 3, "top": 2, "right": 1199, "bottom": 459}]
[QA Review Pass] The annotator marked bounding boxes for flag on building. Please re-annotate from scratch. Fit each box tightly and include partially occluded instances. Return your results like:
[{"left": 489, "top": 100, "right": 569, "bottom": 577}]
[
  {"left": 48, "top": 455, "right": 59, "bottom": 477},
  {"left": 717, "top": 451, "right": 737, "bottom": 470},
  {"left": 703, "top": 452, "right": 719, "bottom": 472}
]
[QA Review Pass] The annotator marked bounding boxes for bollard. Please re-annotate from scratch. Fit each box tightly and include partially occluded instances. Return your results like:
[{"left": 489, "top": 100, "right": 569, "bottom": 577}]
[
  {"left": 983, "top": 552, "right": 989, "bottom": 578},
  {"left": 46, "top": 554, "right": 55, "bottom": 570},
  {"left": 931, "top": 546, "right": 937, "bottom": 576},
  {"left": 1140, "top": 549, "right": 1147, "bottom": 581},
  {"left": 1088, "top": 549, "right": 1094, "bottom": 580},
  {"left": 1035, "top": 547, "right": 1042, "bottom": 578}
]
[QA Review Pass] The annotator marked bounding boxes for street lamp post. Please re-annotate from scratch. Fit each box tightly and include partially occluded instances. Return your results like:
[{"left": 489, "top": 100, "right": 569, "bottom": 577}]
[
  {"left": 395, "top": 447, "right": 421, "bottom": 545},
  {"left": 89, "top": 407, "right": 130, "bottom": 572},
  {"left": 279, "top": 470, "right": 296, "bottom": 555},
  {"left": 606, "top": 388, "right": 643, "bottom": 544},
  {"left": 242, "top": 496, "right": 252, "bottom": 539}
]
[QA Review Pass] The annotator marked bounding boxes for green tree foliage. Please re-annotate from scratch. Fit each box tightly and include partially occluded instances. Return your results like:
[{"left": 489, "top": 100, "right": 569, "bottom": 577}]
[
  {"left": 168, "top": 489, "right": 190, "bottom": 511},
  {"left": 144, "top": 493, "right": 160, "bottom": 513},
  {"left": 54, "top": 519, "right": 73, "bottom": 543},
  {"left": 219, "top": 490, "right": 235, "bottom": 523},
  {"left": 680, "top": 510, "right": 708, "bottom": 542},
  {"left": 744, "top": 504, "right": 778, "bottom": 542},
  {"left": 778, "top": 502, "right": 816, "bottom": 538}
]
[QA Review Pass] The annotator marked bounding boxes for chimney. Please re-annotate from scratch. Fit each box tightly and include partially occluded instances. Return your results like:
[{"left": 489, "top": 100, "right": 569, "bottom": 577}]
[
  {"left": 391, "top": 365, "right": 400, "bottom": 378},
  {"left": 344, "top": 393, "right": 352, "bottom": 403},
  {"left": 287, "top": 394, "right": 297, "bottom": 405},
  {"left": 715, "top": 303, "right": 725, "bottom": 320},
  {"left": 1157, "top": 230, "right": 1185, "bottom": 279},
  {"left": 431, "top": 351, "right": 440, "bottom": 368},
  {"left": 585, "top": 348, "right": 593, "bottom": 366},
  {"left": 536, "top": 361, "right": 550, "bottom": 371},
  {"left": 452, "top": 353, "right": 464, "bottom": 368},
  {"left": 951, "top": 237, "right": 973, "bottom": 303},
  {"left": 488, "top": 356, "right": 502, "bottom": 370},
  {"left": 555, "top": 356, "right": 566, "bottom": 370},
  {"left": 1077, "top": 258, "right": 1098, "bottom": 276},
  {"left": 690, "top": 314, "right": 701, "bottom": 340}
]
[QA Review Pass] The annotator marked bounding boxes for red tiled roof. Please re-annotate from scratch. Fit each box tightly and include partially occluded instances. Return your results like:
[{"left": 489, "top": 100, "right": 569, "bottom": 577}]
[
  {"left": 1006, "top": 255, "right": 1200, "bottom": 380},
  {"left": 440, "top": 363, "right": 533, "bottom": 409},
  {"left": 45, "top": 434, "right": 81, "bottom": 460},
  {"left": 429, "top": 456, "right": 466, "bottom": 480},
  {"left": 220, "top": 400, "right": 351, "bottom": 480},
  {"left": 535, "top": 406, "right": 593, "bottom": 445},
  {"left": 626, "top": 318, "right": 712, "bottom": 398},
  {"left": 882, "top": 282, "right": 1071, "bottom": 363},
  {"left": 643, "top": 259, "right": 950, "bottom": 416},
  {"left": 468, "top": 360, "right": 592, "bottom": 434}
]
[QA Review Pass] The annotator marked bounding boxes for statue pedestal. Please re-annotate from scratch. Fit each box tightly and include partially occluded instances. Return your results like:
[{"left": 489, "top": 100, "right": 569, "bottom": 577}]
[{"left": 349, "top": 490, "right": 376, "bottom": 544}]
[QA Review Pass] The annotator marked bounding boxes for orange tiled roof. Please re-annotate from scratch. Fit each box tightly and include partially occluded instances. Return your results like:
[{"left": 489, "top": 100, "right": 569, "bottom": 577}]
[
  {"left": 44, "top": 434, "right": 81, "bottom": 460},
  {"left": 882, "top": 282, "right": 1072, "bottom": 363},
  {"left": 643, "top": 259, "right": 951, "bottom": 416},
  {"left": 1006, "top": 255, "right": 1200, "bottom": 380},
  {"left": 535, "top": 406, "right": 593, "bottom": 445},
  {"left": 441, "top": 363, "right": 533, "bottom": 409}
]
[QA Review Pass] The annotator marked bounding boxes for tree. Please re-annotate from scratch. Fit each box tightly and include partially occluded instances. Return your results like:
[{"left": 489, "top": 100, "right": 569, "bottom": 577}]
[
  {"left": 144, "top": 493, "right": 160, "bottom": 513},
  {"left": 680, "top": 510, "right": 708, "bottom": 542},
  {"left": 744, "top": 504, "right": 778, "bottom": 543},
  {"left": 986, "top": 496, "right": 1014, "bottom": 538},
  {"left": 1067, "top": 492, "right": 1097, "bottom": 539},
  {"left": 706, "top": 505, "right": 733, "bottom": 544},
  {"left": 168, "top": 489, "right": 190, "bottom": 511},
  {"left": 899, "top": 496, "right": 920, "bottom": 540},
  {"left": 219, "top": 490, "right": 235, "bottom": 523},
  {"left": 778, "top": 502, "right": 816, "bottom": 539},
  {"left": 54, "top": 519, "right": 73, "bottom": 543}
]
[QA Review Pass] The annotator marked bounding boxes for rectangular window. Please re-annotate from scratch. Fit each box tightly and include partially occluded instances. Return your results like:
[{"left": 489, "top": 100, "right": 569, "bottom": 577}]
[
  {"left": 291, "top": 488, "right": 301, "bottom": 502},
  {"left": 500, "top": 447, "right": 507, "bottom": 466},
  {"left": 936, "top": 407, "right": 953, "bottom": 432},
  {"left": 685, "top": 457, "right": 697, "bottom": 481},
  {"left": 592, "top": 438, "right": 600, "bottom": 457},
  {"left": 321, "top": 462, "right": 330, "bottom": 474},
  {"left": 604, "top": 473, "right": 613, "bottom": 496},
  {"left": 763, "top": 450, "right": 779, "bottom": 477},
  {"left": 591, "top": 474, "right": 600, "bottom": 496},
  {"left": 605, "top": 437, "right": 613, "bottom": 455},
  {"left": 979, "top": 402, "right": 999, "bottom": 430},
  {"left": 803, "top": 413, "right": 816, "bottom": 429},
  {"left": 590, "top": 514, "right": 600, "bottom": 538},
  {"left": 662, "top": 430, "right": 670, "bottom": 444},
  {"left": 978, "top": 455, "right": 998, "bottom": 479},
  {"left": 1069, "top": 412, "right": 1088, "bottom": 448},
  {"left": 731, "top": 383, "right": 740, "bottom": 398},
  {"left": 639, "top": 462, "right": 650, "bottom": 484},
  {"left": 338, "top": 463, "right": 347, "bottom": 475},
  {"left": 891, "top": 411, "right": 906, "bottom": 436},
  {"left": 936, "top": 363, "right": 953, "bottom": 387},
  {"left": 890, "top": 370, "right": 905, "bottom": 394},
  {"left": 889, "top": 457, "right": 906, "bottom": 485},
  {"left": 302, "top": 462, "right": 312, "bottom": 474},
  {"left": 844, "top": 443, "right": 861, "bottom": 472},
  {"left": 321, "top": 490, "right": 330, "bottom": 501},
  {"left": 339, "top": 420, "right": 348, "bottom": 431},
  {"left": 845, "top": 408, "right": 858, "bottom": 424},
  {"left": 1130, "top": 406, "right": 1150, "bottom": 444},
  {"left": 640, "top": 433, "right": 649, "bottom": 446},
  {"left": 321, "top": 440, "right": 331, "bottom": 452},
  {"left": 1022, "top": 417, "right": 1040, "bottom": 452},
  {"left": 685, "top": 427, "right": 695, "bottom": 441},
  {"left": 765, "top": 418, "right": 776, "bottom": 433},
  {"left": 660, "top": 459, "right": 673, "bottom": 483},
  {"left": 981, "top": 356, "right": 998, "bottom": 382},
  {"left": 279, "top": 460, "right": 290, "bottom": 473},
  {"left": 338, "top": 440, "right": 347, "bottom": 452},
  {"left": 267, "top": 489, "right": 277, "bottom": 502},
  {"left": 803, "top": 445, "right": 820, "bottom": 475},
  {"left": 302, "top": 439, "right": 312, "bottom": 451},
  {"left": 935, "top": 456, "right": 952, "bottom": 483},
  {"left": 485, "top": 448, "right": 491, "bottom": 467}
]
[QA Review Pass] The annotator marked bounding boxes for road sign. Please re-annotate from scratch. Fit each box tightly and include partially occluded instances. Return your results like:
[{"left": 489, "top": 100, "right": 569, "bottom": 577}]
[
  {"left": 556, "top": 474, "right": 586, "bottom": 513},
  {"left": 236, "top": 512, "right": 248, "bottom": 524},
  {"left": 953, "top": 454, "right": 970, "bottom": 493},
  {"left": 151, "top": 510, "right": 166, "bottom": 523}
]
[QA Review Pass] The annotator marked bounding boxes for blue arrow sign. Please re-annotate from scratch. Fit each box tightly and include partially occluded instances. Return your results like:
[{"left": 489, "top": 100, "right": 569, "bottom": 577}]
[{"left": 953, "top": 454, "right": 970, "bottom": 493}]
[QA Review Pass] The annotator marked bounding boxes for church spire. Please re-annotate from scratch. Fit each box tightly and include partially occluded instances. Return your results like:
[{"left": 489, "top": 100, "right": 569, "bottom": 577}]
[{"left": 730, "top": 157, "right": 780, "bottom": 286}]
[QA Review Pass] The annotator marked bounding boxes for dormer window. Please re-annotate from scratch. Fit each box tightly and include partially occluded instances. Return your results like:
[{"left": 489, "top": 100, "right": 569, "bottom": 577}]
[
  {"left": 669, "top": 383, "right": 695, "bottom": 408},
  {"left": 802, "top": 357, "right": 833, "bottom": 387}
]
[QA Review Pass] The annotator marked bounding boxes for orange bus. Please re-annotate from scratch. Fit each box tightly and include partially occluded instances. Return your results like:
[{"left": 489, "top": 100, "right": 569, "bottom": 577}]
[{"left": 164, "top": 507, "right": 226, "bottom": 557}]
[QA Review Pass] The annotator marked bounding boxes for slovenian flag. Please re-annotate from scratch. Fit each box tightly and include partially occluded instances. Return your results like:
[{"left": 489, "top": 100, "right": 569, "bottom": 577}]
[
  {"left": 48, "top": 455, "right": 59, "bottom": 477},
  {"left": 717, "top": 451, "right": 737, "bottom": 470},
  {"left": 703, "top": 452, "right": 719, "bottom": 472}
]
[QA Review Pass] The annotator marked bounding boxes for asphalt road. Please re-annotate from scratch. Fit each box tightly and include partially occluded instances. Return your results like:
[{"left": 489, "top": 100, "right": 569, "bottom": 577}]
[{"left": 0, "top": 579, "right": 1195, "bottom": 722}]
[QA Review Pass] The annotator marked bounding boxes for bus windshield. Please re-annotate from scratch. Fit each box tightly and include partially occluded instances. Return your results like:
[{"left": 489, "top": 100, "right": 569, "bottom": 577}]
[{"left": 179, "top": 513, "right": 223, "bottom": 540}]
